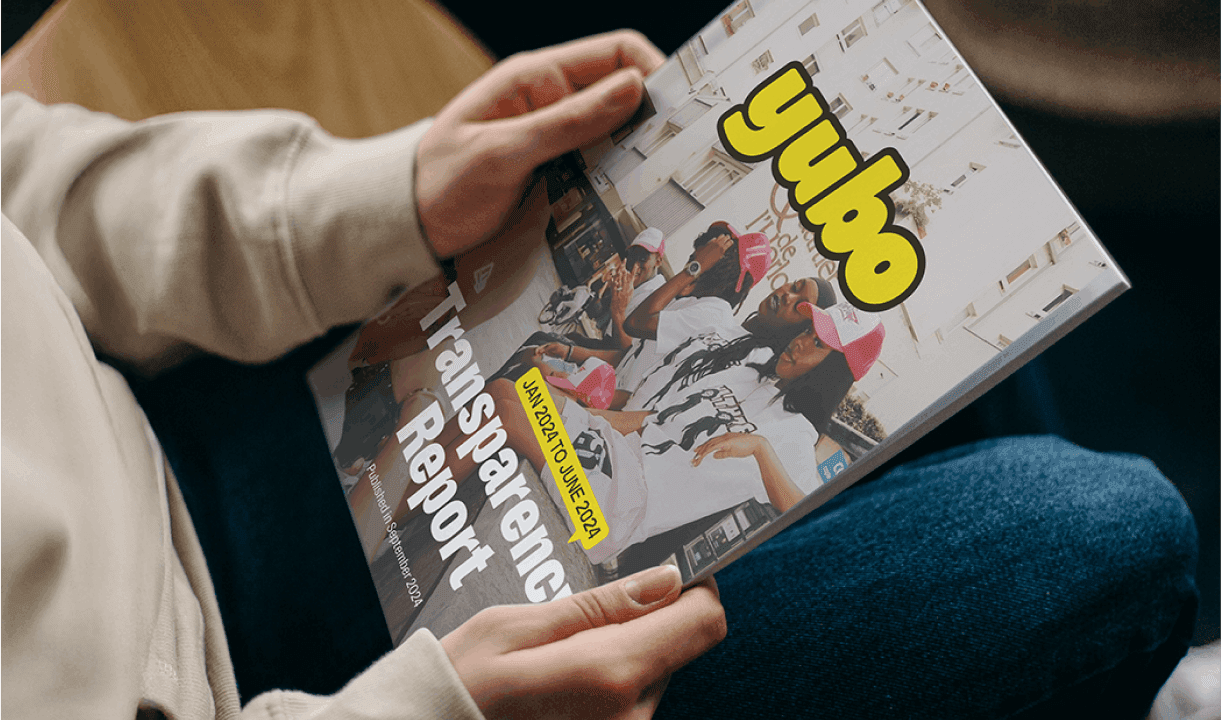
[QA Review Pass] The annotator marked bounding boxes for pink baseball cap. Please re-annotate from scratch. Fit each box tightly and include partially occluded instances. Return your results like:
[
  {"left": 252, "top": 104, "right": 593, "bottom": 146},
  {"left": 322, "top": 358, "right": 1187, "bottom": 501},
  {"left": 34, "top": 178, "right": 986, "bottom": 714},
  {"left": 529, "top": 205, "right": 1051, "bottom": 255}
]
[
  {"left": 797, "top": 301, "right": 885, "bottom": 381},
  {"left": 630, "top": 227, "right": 665, "bottom": 254},
  {"left": 544, "top": 358, "right": 617, "bottom": 410},
  {"left": 708, "top": 221, "right": 773, "bottom": 293}
]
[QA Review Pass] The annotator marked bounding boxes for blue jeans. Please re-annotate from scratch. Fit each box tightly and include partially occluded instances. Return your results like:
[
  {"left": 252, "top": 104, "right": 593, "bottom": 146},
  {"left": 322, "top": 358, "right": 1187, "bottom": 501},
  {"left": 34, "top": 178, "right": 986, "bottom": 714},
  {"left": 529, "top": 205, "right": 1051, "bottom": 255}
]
[
  {"left": 658, "top": 437, "right": 1198, "bottom": 719},
  {"left": 128, "top": 337, "right": 1198, "bottom": 718}
]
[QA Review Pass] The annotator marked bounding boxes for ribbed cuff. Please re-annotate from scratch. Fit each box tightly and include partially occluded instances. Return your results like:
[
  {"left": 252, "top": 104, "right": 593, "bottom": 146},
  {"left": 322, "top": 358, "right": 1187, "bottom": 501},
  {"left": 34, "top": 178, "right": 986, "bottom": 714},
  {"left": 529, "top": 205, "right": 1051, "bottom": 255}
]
[
  {"left": 285, "top": 118, "right": 442, "bottom": 331},
  {"left": 247, "top": 630, "right": 485, "bottom": 720}
]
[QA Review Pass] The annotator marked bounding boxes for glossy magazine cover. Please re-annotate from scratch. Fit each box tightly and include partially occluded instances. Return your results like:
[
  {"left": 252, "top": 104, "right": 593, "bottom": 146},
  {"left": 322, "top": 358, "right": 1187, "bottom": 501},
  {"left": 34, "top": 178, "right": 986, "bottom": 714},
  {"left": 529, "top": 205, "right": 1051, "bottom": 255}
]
[{"left": 307, "top": 0, "right": 1128, "bottom": 644}]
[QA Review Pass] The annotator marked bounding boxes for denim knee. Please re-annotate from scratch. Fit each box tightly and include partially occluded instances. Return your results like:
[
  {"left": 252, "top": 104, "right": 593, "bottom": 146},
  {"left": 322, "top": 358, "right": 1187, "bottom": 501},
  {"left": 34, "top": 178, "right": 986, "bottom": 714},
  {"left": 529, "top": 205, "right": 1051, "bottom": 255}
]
[{"left": 659, "top": 436, "right": 1199, "bottom": 719}]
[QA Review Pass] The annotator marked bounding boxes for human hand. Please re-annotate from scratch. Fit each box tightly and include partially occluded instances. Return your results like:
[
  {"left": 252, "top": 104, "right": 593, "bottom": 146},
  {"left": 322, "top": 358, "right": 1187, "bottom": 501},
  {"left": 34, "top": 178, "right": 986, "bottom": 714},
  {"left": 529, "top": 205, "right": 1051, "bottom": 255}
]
[
  {"left": 529, "top": 346, "right": 562, "bottom": 377},
  {"left": 416, "top": 32, "right": 666, "bottom": 258},
  {"left": 441, "top": 565, "right": 725, "bottom": 720},
  {"left": 691, "top": 432, "right": 764, "bottom": 466},
  {"left": 690, "top": 233, "right": 734, "bottom": 272},
  {"left": 610, "top": 266, "right": 633, "bottom": 317},
  {"left": 595, "top": 260, "right": 621, "bottom": 293},
  {"left": 536, "top": 342, "right": 570, "bottom": 360}
]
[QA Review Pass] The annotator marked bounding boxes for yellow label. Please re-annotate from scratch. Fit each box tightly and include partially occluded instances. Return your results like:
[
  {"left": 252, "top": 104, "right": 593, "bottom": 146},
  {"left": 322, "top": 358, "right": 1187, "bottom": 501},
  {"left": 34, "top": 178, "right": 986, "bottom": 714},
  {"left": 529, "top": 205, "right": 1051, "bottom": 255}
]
[{"left": 514, "top": 368, "right": 608, "bottom": 550}]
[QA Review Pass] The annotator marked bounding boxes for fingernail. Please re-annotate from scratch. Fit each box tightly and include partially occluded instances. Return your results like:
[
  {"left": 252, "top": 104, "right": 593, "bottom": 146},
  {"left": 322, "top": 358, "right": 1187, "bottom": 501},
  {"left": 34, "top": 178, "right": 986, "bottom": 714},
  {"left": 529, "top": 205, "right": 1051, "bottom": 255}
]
[{"left": 626, "top": 564, "right": 681, "bottom": 605}]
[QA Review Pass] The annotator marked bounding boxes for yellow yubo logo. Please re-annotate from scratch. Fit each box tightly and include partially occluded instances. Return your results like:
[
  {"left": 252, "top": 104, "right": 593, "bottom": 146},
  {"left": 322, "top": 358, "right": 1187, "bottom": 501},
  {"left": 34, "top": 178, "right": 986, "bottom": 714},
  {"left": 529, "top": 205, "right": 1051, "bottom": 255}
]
[{"left": 718, "top": 62, "right": 925, "bottom": 311}]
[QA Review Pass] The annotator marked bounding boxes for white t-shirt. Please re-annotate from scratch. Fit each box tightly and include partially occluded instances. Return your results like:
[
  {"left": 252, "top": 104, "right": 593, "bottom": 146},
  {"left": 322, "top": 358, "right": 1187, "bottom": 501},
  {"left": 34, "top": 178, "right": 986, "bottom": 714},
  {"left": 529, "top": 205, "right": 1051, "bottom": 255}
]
[
  {"left": 633, "top": 367, "right": 821, "bottom": 546},
  {"left": 553, "top": 365, "right": 821, "bottom": 564},
  {"left": 623, "top": 273, "right": 666, "bottom": 319},
  {"left": 616, "top": 295, "right": 740, "bottom": 399}
]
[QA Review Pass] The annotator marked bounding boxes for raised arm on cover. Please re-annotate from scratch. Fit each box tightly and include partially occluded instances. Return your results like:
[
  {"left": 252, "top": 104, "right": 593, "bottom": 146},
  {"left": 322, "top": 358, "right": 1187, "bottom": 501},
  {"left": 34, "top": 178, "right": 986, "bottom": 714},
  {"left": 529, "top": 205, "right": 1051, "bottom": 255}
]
[
  {"left": 623, "top": 233, "right": 734, "bottom": 339},
  {"left": 692, "top": 432, "right": 805, "bottom": 512}
]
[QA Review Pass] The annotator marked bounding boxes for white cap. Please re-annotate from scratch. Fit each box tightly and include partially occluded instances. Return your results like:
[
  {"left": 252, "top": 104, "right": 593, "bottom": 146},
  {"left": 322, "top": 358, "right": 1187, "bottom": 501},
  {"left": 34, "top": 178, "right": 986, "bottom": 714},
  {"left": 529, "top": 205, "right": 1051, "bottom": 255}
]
[{"left": 630, "top": 227, "right": 665, "bottom": 254}]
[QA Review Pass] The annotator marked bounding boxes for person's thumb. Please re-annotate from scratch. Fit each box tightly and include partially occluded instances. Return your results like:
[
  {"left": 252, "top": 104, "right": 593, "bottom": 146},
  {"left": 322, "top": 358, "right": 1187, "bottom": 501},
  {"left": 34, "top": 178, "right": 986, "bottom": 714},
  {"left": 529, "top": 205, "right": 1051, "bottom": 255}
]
[
  {"left": 517, "top": 564, "right": 683, "bottom": 648},
  {"left": 502, "top": 66, "right": 647, "bottom": 169}
]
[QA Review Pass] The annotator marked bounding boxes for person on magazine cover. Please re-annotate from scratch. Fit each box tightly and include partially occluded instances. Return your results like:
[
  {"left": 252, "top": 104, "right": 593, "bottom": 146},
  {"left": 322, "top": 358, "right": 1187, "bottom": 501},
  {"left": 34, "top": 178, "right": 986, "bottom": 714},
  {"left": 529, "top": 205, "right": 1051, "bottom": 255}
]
[
  {"left": 617, "top": 226, "right": 838, "bottom": 414},
  {"left": 360, "top": 229, "right": 854, "bottom": 543},
  {"left": 511, "top": 218, "right": 832, "bottom": 416},
  {"left": 566, "top": 226, "right": 668, "bottom": 351},
  {"left": 462, "top": 299, "right": 884, "bottom": 565},
  {"left": 389, "top": 296, "right": 880, "bottom": 567},
  {"left": 1, "top": 23, "right": 1199, "bottom": 720},
  {"left": 621, "top": 227, "right": 667, "bottom": 319},
  {"left": 474, "top": 220, "right": 771, "bottom": 405},
  {"left": 645, "top": 300, "right": 871, "bottom": 435},
  {"left": 520, "top": 265, "right": 839, "bottom": 416},
  {"left": 611, "top": 221, "right": 761, "bottom": 398},
  {"left": 539, "top": 226, "right": 667, "bottom": 348}
]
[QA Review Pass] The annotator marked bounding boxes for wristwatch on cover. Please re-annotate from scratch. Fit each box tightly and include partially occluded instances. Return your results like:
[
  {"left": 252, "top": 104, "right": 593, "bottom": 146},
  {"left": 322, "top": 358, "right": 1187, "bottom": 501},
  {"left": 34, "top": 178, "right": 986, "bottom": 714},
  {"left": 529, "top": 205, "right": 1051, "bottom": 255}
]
[{"left": 685, "top": 260, "right": 702, "bottom": 278}]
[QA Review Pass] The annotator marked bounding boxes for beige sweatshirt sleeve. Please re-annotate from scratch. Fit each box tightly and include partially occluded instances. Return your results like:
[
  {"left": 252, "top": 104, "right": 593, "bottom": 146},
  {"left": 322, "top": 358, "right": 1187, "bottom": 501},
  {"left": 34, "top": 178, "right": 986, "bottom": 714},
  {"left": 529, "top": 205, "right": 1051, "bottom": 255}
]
[
  {"left": 1, "top": 92, "right": 486, "bottom": 720},
  {"left": 2, "top": 219, "right": 486, "bottom": 720},
  {"left": 240, "top": 630, "right": 485, "bottom": 720},
  {"left": 0, "top": 92, "right": 443, "bottom": 368}
]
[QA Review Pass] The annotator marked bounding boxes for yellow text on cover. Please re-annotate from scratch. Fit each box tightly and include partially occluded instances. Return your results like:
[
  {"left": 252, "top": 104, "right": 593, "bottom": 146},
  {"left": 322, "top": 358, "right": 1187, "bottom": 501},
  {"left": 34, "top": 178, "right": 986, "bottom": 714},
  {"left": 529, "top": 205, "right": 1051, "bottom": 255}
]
[
  {"left": 515, "top": 368, "right": 608, "bottom": 550},
  {"left": 718, "top": 61, "right": 925, "bottom": 311}
]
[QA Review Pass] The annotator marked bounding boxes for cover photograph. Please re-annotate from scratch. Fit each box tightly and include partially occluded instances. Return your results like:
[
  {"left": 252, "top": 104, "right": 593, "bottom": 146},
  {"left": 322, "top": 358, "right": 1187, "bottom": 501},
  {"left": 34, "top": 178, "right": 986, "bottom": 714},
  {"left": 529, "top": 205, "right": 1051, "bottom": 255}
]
[{"left": 307, "top": 0, "right": 1129, "bottom": 645}]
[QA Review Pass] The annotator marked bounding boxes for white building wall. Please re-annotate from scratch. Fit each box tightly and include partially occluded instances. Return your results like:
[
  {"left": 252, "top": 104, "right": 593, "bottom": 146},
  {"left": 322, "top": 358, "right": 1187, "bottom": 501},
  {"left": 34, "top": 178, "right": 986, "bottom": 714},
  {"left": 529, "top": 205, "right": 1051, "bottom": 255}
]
[
  {"left": 902, "top": 142, "right": 1078, "bottom": 339},
  {"left": 642, "top": 60, "right": 692, "bottom": 115},
  {"left": 865, "top": 229, "right": 1104, "bottom": 429},
  {"left": 863, "top": 312, "right": 999, "bottom": 430},
  {"left": 605, "top": 101, "right": 735, "bottom": 207}
]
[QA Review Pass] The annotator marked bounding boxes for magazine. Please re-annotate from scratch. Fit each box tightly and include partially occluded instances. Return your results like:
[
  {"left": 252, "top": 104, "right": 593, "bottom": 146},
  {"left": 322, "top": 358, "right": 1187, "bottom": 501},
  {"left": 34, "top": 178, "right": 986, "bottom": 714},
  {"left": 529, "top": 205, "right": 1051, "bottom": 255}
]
[{"left": 307, "top": 0, "right": 1128, "bottom": 645}]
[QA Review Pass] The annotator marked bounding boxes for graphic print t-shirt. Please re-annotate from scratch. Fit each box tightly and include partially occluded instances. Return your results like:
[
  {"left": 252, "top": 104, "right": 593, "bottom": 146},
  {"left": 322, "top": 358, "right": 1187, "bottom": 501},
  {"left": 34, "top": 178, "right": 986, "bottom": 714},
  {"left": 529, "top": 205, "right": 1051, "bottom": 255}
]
[
  {"left": 631, "top": 365, "right": 822, "bottom": 547},
  {"left": 618, "top": 295, "right": 743, "bottom": 406}
]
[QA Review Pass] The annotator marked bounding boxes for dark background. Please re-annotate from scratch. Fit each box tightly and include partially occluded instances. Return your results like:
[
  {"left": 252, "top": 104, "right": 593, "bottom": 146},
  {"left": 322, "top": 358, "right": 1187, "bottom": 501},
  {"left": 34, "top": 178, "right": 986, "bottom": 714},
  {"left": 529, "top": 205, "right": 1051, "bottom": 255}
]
[{"left": 4, "top": 0, "right": 1216, "bottom": 645}]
